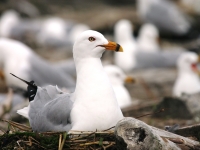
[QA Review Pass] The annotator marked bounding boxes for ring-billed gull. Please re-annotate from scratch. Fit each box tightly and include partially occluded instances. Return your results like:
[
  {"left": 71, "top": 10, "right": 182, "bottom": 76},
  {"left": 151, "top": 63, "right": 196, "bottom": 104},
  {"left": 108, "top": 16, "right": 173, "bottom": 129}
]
[
  {"left": 114, "top": 19, "right": 183, "bottom": 72},
  {"left": 137, "top": 23, "right": 160, "bottom": 52},
  {"left": 15, "top": 30, "right": 124, "bottom": 132},
  {"left": 36, "top": 17, "right": 90, "bottom": 48},
  {"left": 114, "top": 19, "right": 137, "bottom": 72},
  {"left": 0, "top": 38, "right": 75, "bottom": 91},
  {"left": 173, "top": 52, "right": 200, "bottom": 97},
  {"left": 104, "top": 65, "right": 135, "bottom": 108},
  {"left": 0, "top": 10, "right": 21, "bottom": 38}
]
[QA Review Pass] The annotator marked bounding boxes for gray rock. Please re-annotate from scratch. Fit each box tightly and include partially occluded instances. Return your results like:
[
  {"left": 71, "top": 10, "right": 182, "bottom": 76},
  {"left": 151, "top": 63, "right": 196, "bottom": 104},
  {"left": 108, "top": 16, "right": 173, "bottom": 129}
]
[{"left": 154, "top": 92, "right": 200, "bottom": 119}]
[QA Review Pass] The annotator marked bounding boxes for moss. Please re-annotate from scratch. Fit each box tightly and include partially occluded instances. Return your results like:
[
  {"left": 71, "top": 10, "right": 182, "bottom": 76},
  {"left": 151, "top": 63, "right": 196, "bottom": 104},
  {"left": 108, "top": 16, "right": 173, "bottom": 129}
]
[
  {"left": 0, "top": 131, "right": 70, "bottom": 150},
  {"left": 0, "top": 130, "right": 119, "bottom": 149}
]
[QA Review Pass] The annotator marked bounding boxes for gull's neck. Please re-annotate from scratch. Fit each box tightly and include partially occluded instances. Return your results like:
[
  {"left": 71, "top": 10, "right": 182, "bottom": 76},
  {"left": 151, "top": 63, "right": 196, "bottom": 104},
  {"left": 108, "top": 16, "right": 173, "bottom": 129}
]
[
  {"left": 178, "top": 70, "right": 199, "bottom": 81},
  {"left": 74, "top": 57, "right": 116, "bottom": 103},
  {"left": 71, "top": 57, "right": 123, "bottom": 131}
]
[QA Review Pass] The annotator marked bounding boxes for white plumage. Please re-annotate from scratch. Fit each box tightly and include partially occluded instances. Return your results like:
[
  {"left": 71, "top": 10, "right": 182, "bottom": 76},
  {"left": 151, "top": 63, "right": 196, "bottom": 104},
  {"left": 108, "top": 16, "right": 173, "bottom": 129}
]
[
  {"left": 114, "top": 19, "right": 182, "bottom": 72},
  {"left": 173, "top": 52, "right": 200, "bottom": 97},
  {"left": 104, "top": 65, "right": 133, "bottom": 108},
  {"left": 137, "top": 23, "right": 160, "bottom": 52},
  {"left": 0, "top": 38, "right": 75, "bottom": 90}
]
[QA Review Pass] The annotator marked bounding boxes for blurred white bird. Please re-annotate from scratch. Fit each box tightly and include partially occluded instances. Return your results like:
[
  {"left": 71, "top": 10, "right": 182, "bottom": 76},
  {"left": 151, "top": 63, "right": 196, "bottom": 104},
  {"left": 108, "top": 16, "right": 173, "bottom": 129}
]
[
  {"left": 0, "top": 9, "right": 42, "bottom": 41},
  {"left": 173, "top": 52, "right": 200, "bottom": 97},
  {"left": 36, "top": 17, "right": 90, "bottom": 48},
  {"left": 0, "top": 10, "right": 21, "bottom": 38},
  {"left": 104, "top": 65, "right": 135, "bottom": 108},
  {"left": 137, "top": 23, "right": 160, "bottom": 52},
  {"left": 114, "top": 19, "right": 138, "bottom": 72},
  {"left": 136, "top": 0, "right": 191, "bottom": 36},
  {"left": 114, "top": 19, "right": 182, "bottom": 72},
  {"left": 36, "top": 17, "right": 71, "bottom": 47},
  {"left": 0, "top": 38, "right": 76, "bottom": 91}
]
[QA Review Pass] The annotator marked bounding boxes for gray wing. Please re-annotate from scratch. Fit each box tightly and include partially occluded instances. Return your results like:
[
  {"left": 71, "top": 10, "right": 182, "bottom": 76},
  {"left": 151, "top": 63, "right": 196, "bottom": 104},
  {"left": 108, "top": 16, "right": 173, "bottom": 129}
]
[
  {"left": 146, "top": 0, "right": 190, "bottom": 35},
  {"left": 135, "top": 50, "right": 183, "bottom": 69},
  {"left": 28, "top": 55, "right": 75, "bottom": 91},
  {"left": 29, "top": 85, "right": 73, "bottom": 132}
]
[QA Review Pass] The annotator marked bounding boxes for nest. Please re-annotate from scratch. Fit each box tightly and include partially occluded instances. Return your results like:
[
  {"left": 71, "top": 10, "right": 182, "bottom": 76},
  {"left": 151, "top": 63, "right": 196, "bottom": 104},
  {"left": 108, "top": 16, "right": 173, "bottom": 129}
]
[{"left": 0, "top": 120, "right": 118, "bottom": 150}]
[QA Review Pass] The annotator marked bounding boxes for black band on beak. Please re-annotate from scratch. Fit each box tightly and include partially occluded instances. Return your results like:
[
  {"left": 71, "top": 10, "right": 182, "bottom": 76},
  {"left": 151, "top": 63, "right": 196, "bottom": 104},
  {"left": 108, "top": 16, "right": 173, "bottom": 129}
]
[{"left": 115, "top": 44, "right": 121, "bottom": 52}]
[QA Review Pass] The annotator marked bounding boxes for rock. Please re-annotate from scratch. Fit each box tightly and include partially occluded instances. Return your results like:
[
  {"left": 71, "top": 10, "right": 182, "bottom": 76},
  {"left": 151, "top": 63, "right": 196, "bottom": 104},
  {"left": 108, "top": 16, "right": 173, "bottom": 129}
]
[
  {"left": 154, "top": 92, "right": 200, "bottom": 119},
  {"left": 115, "top": 117, "right": 200, "bottom": 150}
]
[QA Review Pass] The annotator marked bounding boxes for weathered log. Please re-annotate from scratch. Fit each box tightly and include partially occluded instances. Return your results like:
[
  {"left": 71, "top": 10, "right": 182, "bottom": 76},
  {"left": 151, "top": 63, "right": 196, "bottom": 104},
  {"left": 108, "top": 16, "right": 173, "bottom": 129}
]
[
  {"left": 115, "top": 117, "right": 200, "bottom": 150},
  {"left": 174, "top": 124, "right": 200, "bottom": 141}
]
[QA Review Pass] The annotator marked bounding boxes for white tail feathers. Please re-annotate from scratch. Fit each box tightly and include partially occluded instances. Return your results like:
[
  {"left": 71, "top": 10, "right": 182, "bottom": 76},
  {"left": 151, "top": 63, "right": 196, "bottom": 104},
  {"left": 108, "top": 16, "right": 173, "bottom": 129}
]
[{"left": 17, "top": 106, "right": 29, "bottom": 119}]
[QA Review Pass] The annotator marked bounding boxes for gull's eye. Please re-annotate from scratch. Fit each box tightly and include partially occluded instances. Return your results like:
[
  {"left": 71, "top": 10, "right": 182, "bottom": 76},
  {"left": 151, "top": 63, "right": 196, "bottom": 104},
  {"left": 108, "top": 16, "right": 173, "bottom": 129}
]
[{"left": 88, "top": 37, "right": 96, "bottom": 42}]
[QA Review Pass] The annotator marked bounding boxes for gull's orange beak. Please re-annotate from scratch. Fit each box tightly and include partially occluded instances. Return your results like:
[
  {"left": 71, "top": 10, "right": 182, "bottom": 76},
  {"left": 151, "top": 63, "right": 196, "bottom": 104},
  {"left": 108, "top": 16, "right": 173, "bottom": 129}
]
[
  {"left": 100, "top": 41, "right": 123, "bottom": 52},
  {"left": 0, "top": 70, "right": 5, "bottom": 81},
  {"left": 124, "top": 76, "right": 135, "bottom": 84}
]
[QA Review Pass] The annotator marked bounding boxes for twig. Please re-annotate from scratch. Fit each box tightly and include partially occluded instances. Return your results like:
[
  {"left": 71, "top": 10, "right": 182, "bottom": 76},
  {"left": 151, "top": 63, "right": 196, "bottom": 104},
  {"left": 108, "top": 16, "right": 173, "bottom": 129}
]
[
  {"left": 16, "top": 140, "right": 24, "bottom": 150},
  {"left": 59, "top": 132, "right": 67, "bottom": 150},
  {"left": 66, "top": 139, "right": 87, "bottom": 143},
  {"left": 103, "top": 142, "right": 115, "bottom": 150},
  {"left": 79, "top": 141, "right": 112, "bottom": 146},
  {"left": 2, "top": 119, "right": 32, "bottom": 131},
  {"left": 135, "top": 108, "right": 165, "bottom": 119},
  {"left": 102, "top": 126, "right": 115, "bottom": 131},
  {"left": 40, "top": 131, "right": 65, "bottom": 135},
  {"left": 70, "top": 131, "right": 96, "bottom": 141},
  {"left": 58, "top": 134, "right": 62, "bottom": 150}
]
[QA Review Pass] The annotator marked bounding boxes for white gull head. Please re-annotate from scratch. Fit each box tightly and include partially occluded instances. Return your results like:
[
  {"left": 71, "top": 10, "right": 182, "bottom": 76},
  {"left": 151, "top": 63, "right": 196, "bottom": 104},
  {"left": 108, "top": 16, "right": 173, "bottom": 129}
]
[
  {"left": 114, "top": 19, "right": 137, "bottom": 72},
  {"left": 104, "top": 65, "right": 133, "bottom": 108},
  {"left": 173, "top": 52, "right": 200, "bottom": 97},
  {"left": 137, "top": 23, "right": 159, "bottom": 52}
]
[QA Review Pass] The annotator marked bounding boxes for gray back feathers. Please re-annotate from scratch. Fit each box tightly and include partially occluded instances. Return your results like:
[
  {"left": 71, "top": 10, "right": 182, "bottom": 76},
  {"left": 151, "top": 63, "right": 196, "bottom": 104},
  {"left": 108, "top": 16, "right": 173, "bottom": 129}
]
[{"left": 29, "top": 85, "right": 73, "bottom": 132}]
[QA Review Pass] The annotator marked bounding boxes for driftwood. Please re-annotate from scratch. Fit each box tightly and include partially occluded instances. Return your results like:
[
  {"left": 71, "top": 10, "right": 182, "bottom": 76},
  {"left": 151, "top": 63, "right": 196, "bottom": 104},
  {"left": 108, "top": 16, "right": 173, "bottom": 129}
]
[
  {"left": 174, "top": 124, "right": 200, "bottom": 141},
  {"left": 115, "top": 117, "right": 200, "bottom": 150}
]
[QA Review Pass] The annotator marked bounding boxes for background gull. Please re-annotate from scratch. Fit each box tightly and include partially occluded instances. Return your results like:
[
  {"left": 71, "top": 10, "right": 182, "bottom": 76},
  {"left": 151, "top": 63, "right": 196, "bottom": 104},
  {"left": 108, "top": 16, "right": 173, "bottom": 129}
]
[
  {"left": 0, "top": 10, "right": 21, "bottom": 38},
  {"left": 173, "top": 52, "right": 200, "bottom": 97},
  {"left": 17, "top": 30, "right": 124, "bottom": 132},
  {"left": 36, "top": 17, "right": 90, "bottom": 48},
  {"left": 136, "top": 0, "right": 191, "bottom": 36},
  {"left": 114, "top": 19, "right": 184, "bottom": 72},
  {"left": 104, "top": 65, "right": 137, "bottom": 108},
  {"left": 0, "top": 9, "right": 42, "bottom": 41},
  {"left": 0, "top": 38, "right": 76, "bottom": 91},
  {"left": 114, "top": 19, "right": 137, "bottom": 72},
  {"left": 137, "top": 23, "right": 160, "bottom": 52}
]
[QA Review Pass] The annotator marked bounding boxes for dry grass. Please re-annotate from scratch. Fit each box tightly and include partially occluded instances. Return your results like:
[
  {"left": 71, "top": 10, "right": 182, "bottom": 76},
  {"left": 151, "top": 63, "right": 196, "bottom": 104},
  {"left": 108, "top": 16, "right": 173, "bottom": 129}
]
[{"left": 0, "top": 120, "right": 119, "bottom": 150}]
